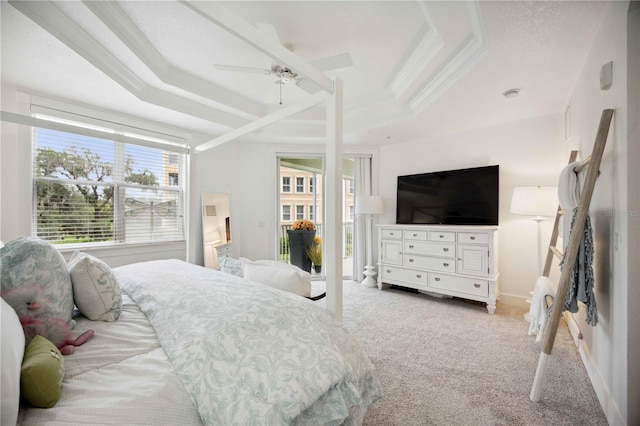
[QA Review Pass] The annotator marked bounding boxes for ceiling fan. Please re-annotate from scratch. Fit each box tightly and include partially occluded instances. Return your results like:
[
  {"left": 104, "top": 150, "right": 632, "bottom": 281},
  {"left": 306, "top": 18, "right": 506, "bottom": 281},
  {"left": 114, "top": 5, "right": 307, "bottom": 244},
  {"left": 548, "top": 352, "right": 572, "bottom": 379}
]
[{"left": 214, "top": 23, "right": 353, "bottom": 102}]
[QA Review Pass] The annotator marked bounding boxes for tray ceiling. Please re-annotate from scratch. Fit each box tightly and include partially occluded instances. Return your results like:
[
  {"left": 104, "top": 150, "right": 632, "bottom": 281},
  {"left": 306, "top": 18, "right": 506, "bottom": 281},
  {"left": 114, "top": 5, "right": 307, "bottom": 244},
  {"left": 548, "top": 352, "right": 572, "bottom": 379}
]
[{"left": 1, "top": 0, "right": 608, "bottom": 149}]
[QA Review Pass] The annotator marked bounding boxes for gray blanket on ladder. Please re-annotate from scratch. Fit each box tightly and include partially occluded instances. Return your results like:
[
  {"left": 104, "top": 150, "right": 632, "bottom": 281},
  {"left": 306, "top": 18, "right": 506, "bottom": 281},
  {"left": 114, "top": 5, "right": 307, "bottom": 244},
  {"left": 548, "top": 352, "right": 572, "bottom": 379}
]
[{"left": 562, "top": 208, "right": 598, "bottom": 325}]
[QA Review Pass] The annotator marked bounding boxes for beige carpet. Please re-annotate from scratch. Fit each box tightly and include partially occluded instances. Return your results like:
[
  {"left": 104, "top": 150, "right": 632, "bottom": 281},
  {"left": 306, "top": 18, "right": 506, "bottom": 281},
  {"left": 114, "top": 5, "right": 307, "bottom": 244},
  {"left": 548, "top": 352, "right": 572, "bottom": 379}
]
[{"left": 317, "top": 281, "right": 607, "bottom": 426}]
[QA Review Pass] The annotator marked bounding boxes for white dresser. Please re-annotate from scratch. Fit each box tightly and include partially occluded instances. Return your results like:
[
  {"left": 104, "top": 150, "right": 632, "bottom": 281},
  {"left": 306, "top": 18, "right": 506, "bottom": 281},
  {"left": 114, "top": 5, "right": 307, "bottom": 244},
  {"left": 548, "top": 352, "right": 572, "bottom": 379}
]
[{"left": 377, "top": 224, "right": 499, "bottom": 314}]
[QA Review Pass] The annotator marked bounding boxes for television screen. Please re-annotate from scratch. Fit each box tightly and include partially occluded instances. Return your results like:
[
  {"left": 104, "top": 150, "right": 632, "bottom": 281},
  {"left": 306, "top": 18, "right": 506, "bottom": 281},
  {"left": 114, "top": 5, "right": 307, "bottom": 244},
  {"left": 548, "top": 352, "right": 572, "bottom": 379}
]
[{"left": 396, "top": 165, "right": 499, "bottom": 225}]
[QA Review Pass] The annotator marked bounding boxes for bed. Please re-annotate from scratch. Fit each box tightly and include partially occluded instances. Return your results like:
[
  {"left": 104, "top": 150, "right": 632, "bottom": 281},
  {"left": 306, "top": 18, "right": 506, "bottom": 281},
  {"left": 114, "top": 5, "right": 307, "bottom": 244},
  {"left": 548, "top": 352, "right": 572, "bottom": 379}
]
[{"left": 1, "top": 238, "right": 382, "bottom": 426}]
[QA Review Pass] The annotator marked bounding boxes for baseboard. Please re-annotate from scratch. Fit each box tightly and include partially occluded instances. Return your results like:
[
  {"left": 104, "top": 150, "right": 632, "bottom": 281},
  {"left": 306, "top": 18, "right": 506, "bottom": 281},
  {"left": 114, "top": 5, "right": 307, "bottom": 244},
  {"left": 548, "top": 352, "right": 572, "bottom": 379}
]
[
  {"left": 566, "top": 313, "right": 625, "bottom": 425},
  {"left": 497, "top": 292, "right": 529, "bottom": 309}
]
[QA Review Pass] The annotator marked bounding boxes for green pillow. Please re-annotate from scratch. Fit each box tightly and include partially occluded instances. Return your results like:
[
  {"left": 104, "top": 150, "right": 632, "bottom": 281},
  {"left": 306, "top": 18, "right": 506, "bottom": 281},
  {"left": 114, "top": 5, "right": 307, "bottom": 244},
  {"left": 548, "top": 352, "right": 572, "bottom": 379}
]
[{"left": 20, "top": 335, "right": 65, "bottom": 408}]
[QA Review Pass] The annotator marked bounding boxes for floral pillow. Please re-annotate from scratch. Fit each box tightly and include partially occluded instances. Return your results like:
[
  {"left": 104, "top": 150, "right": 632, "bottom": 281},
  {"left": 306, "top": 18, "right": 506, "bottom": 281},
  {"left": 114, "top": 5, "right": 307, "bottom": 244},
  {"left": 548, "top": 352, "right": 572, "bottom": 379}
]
[
  {"left": 68, "top": 251, "right": 122, "bottom": 321},
  {"left": 0, "top": 237, "right": 74, "bottom": 326}
]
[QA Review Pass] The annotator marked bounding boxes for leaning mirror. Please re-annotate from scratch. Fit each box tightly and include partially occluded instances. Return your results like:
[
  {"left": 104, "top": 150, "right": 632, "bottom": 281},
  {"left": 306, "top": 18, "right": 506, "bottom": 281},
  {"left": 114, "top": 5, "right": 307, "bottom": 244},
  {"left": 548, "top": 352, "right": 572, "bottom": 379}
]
[{"left": 201, "top": 193, "right": 232, "bottom": 268}]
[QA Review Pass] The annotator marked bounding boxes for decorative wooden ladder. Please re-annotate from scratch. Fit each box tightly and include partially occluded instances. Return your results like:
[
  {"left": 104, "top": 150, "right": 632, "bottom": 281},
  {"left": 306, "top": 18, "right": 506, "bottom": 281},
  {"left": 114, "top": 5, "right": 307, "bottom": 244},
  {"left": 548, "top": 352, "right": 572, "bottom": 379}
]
[{"left": 530, "top": 109, "right": 614, "bottom": 402}]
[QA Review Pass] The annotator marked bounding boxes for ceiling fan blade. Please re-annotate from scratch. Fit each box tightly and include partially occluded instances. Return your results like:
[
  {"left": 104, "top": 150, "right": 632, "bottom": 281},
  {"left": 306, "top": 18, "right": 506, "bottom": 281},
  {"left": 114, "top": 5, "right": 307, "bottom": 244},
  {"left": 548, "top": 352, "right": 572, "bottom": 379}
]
[
  {"left": 309, "top": 52, "right": 353, "bottom": 72},
  {"left": 296, "top": 79, "right": 323, "bottom": 94},
  {"left": 214, "top": 64, "right": 272, "bottom": 75}
]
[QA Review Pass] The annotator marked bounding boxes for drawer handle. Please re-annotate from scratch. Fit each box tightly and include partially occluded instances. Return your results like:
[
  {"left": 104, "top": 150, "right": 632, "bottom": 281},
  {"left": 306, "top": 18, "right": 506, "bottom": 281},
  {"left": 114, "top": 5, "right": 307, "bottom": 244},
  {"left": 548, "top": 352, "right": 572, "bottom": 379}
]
[
  {"left": 439, "top": 234, "right": 444, "bottom": 238},
  {"left": 416, "top": 274, "right": 422, "bottom": 279},
  {"left": 474, "top": 283, "right": 481, "bottom": 288},
  {"left": 470, "top": 236, "right": 476, "bottom": 240},
  {"left": 443, "top": 248, "right": 449, "bottom": 252},
  {"left": 434, "top": 277, "right": 440, "bottom": 282},
  {"left": 409, "top": 258, "right": 414, "bottom": 263},
  {"left": 413, "top": 233, "right": 418, "bottom": 237},
  {"left": 409, "top": 244, "right": 414, "bottom": 249},
  {"left": 386, "top": 269, "right": 391, "bottom": 273},
  {"left": 443, "top": 263, "right": 449, "bottom": 267},
  {"left": 390, "top": 232, "right": 395, "bottom": 236}
]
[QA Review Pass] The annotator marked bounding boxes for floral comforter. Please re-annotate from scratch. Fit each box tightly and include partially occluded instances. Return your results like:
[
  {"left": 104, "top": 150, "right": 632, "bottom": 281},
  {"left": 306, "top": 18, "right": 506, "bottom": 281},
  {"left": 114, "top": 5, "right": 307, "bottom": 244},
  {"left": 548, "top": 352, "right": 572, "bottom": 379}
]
[{"left": 114, "top": 259, "right": 381, "bottom": 425}]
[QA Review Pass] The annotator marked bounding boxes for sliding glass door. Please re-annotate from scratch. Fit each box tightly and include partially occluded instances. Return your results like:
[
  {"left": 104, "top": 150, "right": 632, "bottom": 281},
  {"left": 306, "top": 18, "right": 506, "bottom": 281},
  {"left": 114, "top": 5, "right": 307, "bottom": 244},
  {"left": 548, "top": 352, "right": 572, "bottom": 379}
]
[{"left": 277, "top": 156, "right": 356, "bottom": 279}]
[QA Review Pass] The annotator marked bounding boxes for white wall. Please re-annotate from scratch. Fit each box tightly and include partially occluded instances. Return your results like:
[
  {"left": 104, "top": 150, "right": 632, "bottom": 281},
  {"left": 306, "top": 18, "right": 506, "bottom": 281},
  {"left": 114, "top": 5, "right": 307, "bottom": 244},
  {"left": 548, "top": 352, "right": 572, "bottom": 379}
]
[
  {"left": 378, "top": 112, "right": 569, "bottom": 307},
  {"left": 563, "top": 2, "right": 634, "bottom": 424},
  {"left": 626, "top": 3, "right": 640, "bottom": 425}
]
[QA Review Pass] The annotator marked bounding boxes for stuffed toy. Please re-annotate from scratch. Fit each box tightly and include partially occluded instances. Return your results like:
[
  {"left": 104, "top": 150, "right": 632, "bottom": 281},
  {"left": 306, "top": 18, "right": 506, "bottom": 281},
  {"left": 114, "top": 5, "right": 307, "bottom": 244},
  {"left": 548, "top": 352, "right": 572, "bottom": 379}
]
[{"left": 1, "top": 285, "right": 93, "bottom": 355}]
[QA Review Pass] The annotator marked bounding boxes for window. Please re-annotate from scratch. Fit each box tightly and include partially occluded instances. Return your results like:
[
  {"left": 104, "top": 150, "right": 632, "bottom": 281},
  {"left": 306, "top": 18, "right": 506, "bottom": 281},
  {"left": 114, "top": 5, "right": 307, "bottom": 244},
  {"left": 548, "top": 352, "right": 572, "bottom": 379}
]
[
  {"left": 309, "top": 205, "right": 314, "bottom": 221},
  {"left": 282, "top": 205, "right": 291, "bottom": 221},
  {"left": 309, "top": 176, "right": 315, "bottom": 193},
  {"left": 296, "top": 205, "right": 305, "bottom": 220},
  {"left": 282, "top": 177, "right": 291, "bottom": 193},
  {"left": 32, "top": 120, "right": 186, "bottom": 246},
  {"left": 349, "top": 205, "right": 354, "bottom": 221},
  {"left": 296, "top": 177, "right": 305, "bottom": 193},
  {"left": 348, "top": 179, "right": 354, "bottom": 195}
]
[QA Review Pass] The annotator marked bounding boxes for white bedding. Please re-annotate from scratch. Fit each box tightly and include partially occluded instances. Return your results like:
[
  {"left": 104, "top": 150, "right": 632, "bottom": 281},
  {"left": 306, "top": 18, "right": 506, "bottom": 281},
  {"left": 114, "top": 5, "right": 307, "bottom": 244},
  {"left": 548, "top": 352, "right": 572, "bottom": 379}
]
[
  {"left": 19, "top": 259, "right": 381, "bottom": 425},
  {"left": 19, "top": 294, "right": 202, "bottom": 425}
]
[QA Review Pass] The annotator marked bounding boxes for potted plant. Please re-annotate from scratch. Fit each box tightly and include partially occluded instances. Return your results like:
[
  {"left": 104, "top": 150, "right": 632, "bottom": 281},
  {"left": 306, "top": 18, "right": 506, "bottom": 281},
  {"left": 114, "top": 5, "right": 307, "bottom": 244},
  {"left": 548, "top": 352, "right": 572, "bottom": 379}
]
[
  {"left": 287, "top": 220, "right": 316, "bottom": 272},
  {"left": 306, "top": 236, "right": 322, "bottom": 273}
]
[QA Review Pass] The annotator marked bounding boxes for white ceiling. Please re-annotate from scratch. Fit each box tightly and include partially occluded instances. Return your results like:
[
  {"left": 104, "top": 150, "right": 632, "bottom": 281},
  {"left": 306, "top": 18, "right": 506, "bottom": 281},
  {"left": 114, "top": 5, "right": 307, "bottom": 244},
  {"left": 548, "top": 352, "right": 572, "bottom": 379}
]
[{"left": 1, "top": 1, "right": 609, "bottom": 149}]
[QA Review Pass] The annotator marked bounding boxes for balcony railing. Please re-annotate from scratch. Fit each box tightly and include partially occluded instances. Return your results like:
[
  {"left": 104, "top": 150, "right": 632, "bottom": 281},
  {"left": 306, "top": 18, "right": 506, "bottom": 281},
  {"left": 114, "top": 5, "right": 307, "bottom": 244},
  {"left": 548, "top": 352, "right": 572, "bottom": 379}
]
[{"left": 279, "top": 222, "right": 353, "bottom": 263}]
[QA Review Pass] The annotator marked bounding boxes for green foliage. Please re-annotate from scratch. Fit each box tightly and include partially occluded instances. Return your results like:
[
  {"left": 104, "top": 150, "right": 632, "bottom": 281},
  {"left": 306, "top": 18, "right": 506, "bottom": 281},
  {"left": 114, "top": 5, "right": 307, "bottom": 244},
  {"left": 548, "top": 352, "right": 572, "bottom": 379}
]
[{"left": 35, "top": 145, "right": 159, "bottom": 243}]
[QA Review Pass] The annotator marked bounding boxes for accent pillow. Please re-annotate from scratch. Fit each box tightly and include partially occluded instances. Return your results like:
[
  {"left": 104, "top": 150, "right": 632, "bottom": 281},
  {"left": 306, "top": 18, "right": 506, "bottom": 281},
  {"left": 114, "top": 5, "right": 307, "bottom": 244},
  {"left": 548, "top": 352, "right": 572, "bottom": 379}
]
[
  {"left": 1, "top": 298, "right": 25, "bottom": 425},
  {"left": 68, "top": 251, "right": 122, "bottom": 321},
  {"left": 242, "top": 260, "right": 311, "bottom": 298},
  {"left": 0, "top": 237, "right": 74, "bottom": 324},
  {"left": 218, "top": 256, "right": 243, "bottom": 277},
  {"left": 20, "top": 335, "right": 65, "bottom": 408}
]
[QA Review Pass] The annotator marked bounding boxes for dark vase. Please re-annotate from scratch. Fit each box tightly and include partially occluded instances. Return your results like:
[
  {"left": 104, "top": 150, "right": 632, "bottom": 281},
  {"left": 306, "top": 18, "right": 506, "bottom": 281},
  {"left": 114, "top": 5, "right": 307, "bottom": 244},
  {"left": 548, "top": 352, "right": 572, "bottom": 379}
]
[
  {"left": 287, "top": 229, "right": 315, "bottom": 273},
  {"left": 313, "top": 265, "right": 322, "bottom": 273}
]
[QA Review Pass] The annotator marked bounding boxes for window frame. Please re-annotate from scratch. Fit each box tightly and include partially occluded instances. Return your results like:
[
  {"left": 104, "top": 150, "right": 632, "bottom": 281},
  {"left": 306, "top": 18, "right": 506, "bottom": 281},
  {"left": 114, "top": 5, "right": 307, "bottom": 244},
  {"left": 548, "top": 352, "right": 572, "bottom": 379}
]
[
  {"left": 30, "top": 111, "right": 188, "bottom": 248},
  {"left": 282, "top": 176, "right": 291, "bottom": 193},
  {"left": 282, "top": 204, "right": 292, "bottom": 222}
]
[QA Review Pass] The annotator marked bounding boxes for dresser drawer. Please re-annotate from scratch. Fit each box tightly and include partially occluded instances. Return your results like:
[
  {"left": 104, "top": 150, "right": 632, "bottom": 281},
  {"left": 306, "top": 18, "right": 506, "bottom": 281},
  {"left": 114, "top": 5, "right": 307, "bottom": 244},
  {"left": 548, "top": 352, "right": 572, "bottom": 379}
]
[
  {"left": 404, "top": 230, "right": 427, "bottom": 240},
  {"left": 380, "top": 266, "right": 428, "bottom": 287},
  {"left": 428, "top": 231, "right": 456, "bottom": 243},
  {"left": 429, "top": 273, "right": 488, "bottom": 297},
  {"left": 405, "top": 255, "right": 456, "bottom": 273},
  {"left": 458, "top": 232, "right": 489, "bottom": 244},
  {"left": 404, "top": 241, "right": 456, "bottom": 257},
  {"left": 381, "top": 229, "right": 402, "bottom": 239}
]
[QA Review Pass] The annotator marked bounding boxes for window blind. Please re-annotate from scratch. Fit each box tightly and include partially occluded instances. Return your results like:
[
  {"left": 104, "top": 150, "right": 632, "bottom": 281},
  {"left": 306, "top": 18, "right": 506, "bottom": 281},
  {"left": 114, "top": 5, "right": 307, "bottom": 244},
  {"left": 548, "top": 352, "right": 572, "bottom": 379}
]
[{"left": 32, "top": 116, "right": 186, "bottom": 246}]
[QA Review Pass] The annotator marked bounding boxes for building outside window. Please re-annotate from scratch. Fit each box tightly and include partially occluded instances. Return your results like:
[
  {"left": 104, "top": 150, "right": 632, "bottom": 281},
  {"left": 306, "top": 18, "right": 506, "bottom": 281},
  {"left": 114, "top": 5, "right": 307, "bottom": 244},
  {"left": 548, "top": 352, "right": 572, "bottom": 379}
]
[
  {"left": 348, "top": 178, "right": 354, "bottom": 195},
  {"left": 296, "top": 205, "right": 305, "bottom": 220},
  {"left": 309, "top": 205, "right": 314, "bottom": 221},
  {"left": 296, "top": 177, "right": 305, "bottom": 193},
  {"left": 282, "top": 205, "right": 291, "bottom": 221},
  {"left": 309, "top": 176, "right": 315, "bottom": 194},
  {"left": 168, "top": 172, "right": 178, "bottom": 186},
  {"left": 282, "top": 176, "right": 291, "bottom": 193}
]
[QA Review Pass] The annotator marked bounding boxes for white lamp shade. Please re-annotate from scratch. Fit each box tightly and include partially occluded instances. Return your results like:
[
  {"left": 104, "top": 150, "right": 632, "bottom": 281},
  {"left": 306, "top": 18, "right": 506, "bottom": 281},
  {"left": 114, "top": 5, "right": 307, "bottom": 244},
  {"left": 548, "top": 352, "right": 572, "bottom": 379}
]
[
  {"left": 510, "top": 187, "right": 558, "bottom": 217},
  {"left": 355, "top": 195, "right": 384, "bottom": 215}
]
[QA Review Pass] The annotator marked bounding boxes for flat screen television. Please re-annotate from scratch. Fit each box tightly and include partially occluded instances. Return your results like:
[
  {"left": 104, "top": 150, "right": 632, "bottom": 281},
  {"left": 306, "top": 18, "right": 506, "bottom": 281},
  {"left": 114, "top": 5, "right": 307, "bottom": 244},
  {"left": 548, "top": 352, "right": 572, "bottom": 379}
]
[{"left": 396, "top": 165, "right": 499, "bottom": 225}]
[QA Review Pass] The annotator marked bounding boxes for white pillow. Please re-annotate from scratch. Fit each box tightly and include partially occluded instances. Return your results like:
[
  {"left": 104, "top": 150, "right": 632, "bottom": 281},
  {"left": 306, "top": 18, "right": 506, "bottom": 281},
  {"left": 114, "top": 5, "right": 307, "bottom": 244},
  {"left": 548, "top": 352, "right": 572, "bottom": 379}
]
[
  {"left": 68, "top": 251, "right": 122, "bottom": 321},
  {"left": 242, "top": 259, "right": 311, "bottom": 298},
  {"left": 219, "top": 257, "right": 243, "bottom": 277},
  {"left": 1, "top": 298, "right": 25, "bottom": 426}
]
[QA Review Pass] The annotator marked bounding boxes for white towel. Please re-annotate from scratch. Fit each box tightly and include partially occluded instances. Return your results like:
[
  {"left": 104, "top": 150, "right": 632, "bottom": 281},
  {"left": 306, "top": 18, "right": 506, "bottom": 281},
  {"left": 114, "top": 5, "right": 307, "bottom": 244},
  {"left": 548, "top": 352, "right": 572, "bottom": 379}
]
[
  {"left": 528, "top": 276, "right": 556, "bottom": 342},
  {"left": 557, "top": 161, "right": 584, "bottom": 210}
]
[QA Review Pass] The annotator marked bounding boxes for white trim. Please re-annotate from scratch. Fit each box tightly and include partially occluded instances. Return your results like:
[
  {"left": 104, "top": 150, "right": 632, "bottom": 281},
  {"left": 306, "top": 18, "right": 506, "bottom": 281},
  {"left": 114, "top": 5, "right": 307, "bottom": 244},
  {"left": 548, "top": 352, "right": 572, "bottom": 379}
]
[
  {"left": 181, "top": 1, "right": 333, "bottom": 94},
  {"left": 1, "top": 111, "right": 189, "bottom": 154},
  {"left": 195, "top": 91, "right": 328, "bottom": 151},
  {"left": 84, "top": 1, "right": 264, "bottom": 118}
]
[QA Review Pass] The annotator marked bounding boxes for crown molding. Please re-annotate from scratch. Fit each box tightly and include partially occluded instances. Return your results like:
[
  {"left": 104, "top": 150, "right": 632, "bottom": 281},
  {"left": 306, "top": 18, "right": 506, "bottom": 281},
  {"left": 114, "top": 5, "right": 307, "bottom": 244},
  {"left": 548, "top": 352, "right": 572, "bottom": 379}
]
[
  {"left": 409, "top": 1, "right": 487, "bottom": 113},
  {"left": 83, "top": 1, "right": 265, "bottom": 118},
  {"left": 9, "top": 0, "right": 250, "bottom": 130}
]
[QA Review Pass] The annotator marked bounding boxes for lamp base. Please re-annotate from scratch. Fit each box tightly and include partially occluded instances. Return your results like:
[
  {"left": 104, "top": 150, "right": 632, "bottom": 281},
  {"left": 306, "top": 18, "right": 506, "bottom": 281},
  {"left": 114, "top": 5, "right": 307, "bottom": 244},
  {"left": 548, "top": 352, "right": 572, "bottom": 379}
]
[{"left": 361, "top": 265, "right": 378, "bottom": 288}]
